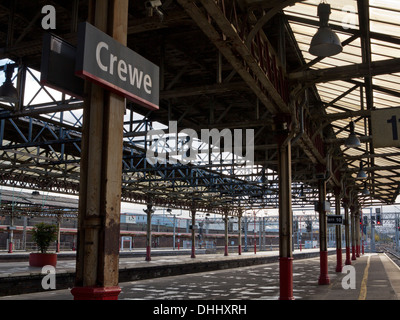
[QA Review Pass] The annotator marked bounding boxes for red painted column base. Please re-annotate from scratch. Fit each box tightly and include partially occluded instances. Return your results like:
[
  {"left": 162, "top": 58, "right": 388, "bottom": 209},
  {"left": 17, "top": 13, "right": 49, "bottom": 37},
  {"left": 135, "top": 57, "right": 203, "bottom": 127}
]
[
  {"left": 335, "top": 248, "right": 343, "bottom": 272},
  {"left": 238, "top": 245, "right": 242, "bottom": 255},
  {"left": 145, "top": 246, "right": 151, "bottom": 261},
  {"left": 345, "top": 246, "right": 352, "bottom": 265},
  {"left": 8, "top": 242, "right": 13, "bottom": 253},
  {"left": 318, "top": 250, "right": 330, "bottom": 285},
  {"left": 351, "top": 246, "right": 356, "bottom": 260},
  {"left": 191, "top": 244, "right": 196, "bottom": 258},
  {"left": 224, "top": 245, "right": 228, "bottom": 256},
  {"left": 71, "top": 286, "right": 121, "bottom": 300},
  {"left": 279, "top": 257, "right": 294, "bottom": 300}
]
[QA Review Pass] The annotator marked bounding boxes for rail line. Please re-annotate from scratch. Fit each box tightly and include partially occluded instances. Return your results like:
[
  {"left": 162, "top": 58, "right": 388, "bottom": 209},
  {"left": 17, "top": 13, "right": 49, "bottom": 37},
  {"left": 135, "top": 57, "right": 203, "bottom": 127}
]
[{"left": 383, "top": 248, "right": 400, "bottom": 268}]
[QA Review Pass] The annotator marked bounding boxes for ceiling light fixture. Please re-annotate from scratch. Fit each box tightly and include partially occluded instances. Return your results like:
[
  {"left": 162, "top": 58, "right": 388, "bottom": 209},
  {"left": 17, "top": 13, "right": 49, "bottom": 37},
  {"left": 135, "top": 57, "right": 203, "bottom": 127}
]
[
  {"left": 345, "top": 121, "right": 361, "bottom": 148},
  {"left": 309, "top": 2, "right": 343, "bottom": 57},
  {"left": 361, "top": 182, "right": 370, "bottom": 196},
  {"left": 357, "top": 162, "right": 367, "bottom": 179},
  {"left": 0, "top": 64, "right": 18, "bottom": 104},
  {"left": 145, "top": 0, "right": 164, "bottom": 21}
]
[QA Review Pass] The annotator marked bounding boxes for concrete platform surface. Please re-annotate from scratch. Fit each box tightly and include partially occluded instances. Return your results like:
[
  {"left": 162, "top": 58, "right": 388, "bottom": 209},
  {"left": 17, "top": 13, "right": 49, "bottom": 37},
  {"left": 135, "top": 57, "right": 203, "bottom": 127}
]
[
  {"left": 0, "top": 250, "right": 399, "bottom": 301},
  {"left": 0, "top": 248, "right": 326, "bottom": 297},
  {"left": 0, "top": 248, "right": 316, "bottom": 277}
]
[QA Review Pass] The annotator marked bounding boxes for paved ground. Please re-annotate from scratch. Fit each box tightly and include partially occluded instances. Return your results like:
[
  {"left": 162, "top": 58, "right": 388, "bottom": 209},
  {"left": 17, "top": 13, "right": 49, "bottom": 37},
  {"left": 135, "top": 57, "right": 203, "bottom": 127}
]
[
  {"left": 1, "top": 252, "right": 398, "bottom": 301},
  {"left": 0, "top": 249, "right": 299, "bottom": 276},
  {"left": 119, "top": 253, "right": 400, "bottom": 300}
]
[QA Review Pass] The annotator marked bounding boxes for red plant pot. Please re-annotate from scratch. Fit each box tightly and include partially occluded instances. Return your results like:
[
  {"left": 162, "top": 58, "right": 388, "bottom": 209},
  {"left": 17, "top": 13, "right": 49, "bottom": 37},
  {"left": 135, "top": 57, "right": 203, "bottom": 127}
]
[{"left": 29, "top": 253, "right": 57, "bottom": 267}]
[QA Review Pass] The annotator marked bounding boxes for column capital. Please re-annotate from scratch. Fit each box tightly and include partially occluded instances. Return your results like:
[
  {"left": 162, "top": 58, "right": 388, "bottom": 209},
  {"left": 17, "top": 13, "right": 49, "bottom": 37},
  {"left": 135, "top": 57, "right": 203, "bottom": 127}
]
[{"left": 273, "top": 113, "right": 292, "bottom": 146}]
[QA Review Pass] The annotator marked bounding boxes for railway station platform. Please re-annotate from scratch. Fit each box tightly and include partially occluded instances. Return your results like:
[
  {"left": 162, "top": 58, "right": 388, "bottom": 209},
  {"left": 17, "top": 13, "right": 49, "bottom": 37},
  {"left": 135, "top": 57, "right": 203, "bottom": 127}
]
[{"left": 0, "top": 248, "right": 399, "bottom": 301}]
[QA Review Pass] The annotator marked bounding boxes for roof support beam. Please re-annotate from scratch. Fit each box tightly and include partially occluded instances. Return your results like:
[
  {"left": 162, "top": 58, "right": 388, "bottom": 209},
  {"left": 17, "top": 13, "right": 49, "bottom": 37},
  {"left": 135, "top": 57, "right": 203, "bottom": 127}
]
[
  {"left": 289, "top": 58, "right": 400, "bottom": 84},
  {"left": 323, "top": 109, "right": 371, "bottom": 121},
  {"left": 358, "top": 0, "right": 375, "bottom": 195},
  {"left": 160, "top": 82, "right": 248, "bottom": 99},
  {"left": 177, "top": 0, "right": 288, "bottom": 114}
]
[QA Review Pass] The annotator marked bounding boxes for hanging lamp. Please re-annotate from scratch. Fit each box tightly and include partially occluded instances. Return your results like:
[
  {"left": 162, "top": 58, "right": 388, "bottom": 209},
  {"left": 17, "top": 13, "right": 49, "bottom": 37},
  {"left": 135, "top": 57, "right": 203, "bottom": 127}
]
[
  {"left": 309, "top": 2, "right": 343, "bottom": 57},
  {"left": 361, "top": 182, "right": 370, "bottom": 196},
  {"left": 356, "top": 162, "right": 367, "bottom": 179},
  {"left": 345, "top": 121, "right": 361, "bottom": 148},
  {"left": 0, "top": 64, "right": 18, "bottom": 104}
]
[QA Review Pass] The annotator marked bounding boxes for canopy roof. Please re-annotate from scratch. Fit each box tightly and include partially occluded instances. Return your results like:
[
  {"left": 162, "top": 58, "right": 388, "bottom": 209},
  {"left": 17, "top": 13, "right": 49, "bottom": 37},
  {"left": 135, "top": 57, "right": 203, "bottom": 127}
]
[{"left": 0, "top": 0, "right": 399, "bottom": 215}]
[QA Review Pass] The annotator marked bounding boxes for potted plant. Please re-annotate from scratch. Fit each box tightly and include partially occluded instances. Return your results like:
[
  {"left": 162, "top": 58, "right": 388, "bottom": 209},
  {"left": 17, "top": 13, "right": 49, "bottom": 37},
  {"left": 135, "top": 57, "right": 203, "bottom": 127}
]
[{"left": 29, "top": 222, "right": 58, "bottom": 267}]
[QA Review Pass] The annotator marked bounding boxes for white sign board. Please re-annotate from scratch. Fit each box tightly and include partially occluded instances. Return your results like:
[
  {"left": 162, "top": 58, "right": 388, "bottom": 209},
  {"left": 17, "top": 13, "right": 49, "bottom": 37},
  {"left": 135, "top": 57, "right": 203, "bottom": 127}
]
[
  {"left": 120, "top": 214, "right": 136, "bottom": 224},
  {"left": 75, "top": 22, "right": 159, "bottom": 110},
  {"left": 371, "top": 107, "right": 400, "bottom": 148}
]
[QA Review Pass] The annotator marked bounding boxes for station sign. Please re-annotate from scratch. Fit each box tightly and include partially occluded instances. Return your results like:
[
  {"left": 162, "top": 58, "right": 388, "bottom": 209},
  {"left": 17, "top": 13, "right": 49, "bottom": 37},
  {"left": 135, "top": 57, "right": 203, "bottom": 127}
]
[
  {"left": 314, "top": 201, "right": 331, "bottom": 212},
  {"left": 120, "top": 213, "right": 136, "bottom": 224},
  {"left": 40, "top": 33, "right": 84, "bottom": 98},
  {"left": 371, "top": 107, "right": 400, "bottom": 148},
  {"left": 327, "top": 215, "right": 343, "bottom": 225},
  {"left": 75, "top": 22, "right": 159, "bottom": 111}
]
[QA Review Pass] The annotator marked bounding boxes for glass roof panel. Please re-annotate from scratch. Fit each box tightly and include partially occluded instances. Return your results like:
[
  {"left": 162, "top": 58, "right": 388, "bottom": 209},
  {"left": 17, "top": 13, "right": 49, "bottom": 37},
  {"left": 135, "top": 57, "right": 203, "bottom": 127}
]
[
  {"left": 370, "top": 20, "right": 400, "bottom": 38},
  {"left": 370, "top": 6, "right": 400, "bottom": 26},
  {"left": 370, "top": 0, "right": 400, "bottom": 11},
  {"left": 284, "top": 0, "right": 400, "bottom": 203}
]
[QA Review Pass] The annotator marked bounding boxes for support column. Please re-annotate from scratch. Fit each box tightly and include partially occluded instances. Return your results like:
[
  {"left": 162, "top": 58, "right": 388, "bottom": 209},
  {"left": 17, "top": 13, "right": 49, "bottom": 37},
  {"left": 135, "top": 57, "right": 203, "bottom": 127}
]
[
  {"left": 224, "top": 212, "right": 229, "bottom": 256},
  {"left": 71, "top": 0, "right": 128, "bottom": 300},
  {"left": 351, "top": 206, "right": 357, "bottom": 261},
  {"left": 262, "top": 217, "right": 266, "bottom": 251},
  {"left": 8, "top": 214, "right": 14, "bottom": 253},
  {"left": 253, "top": 212, "right": 257, "bottom": 254},
  {"left": 22, "top": 216, "right": 27, "bottom": 251},
  {"left": 361, "top": 210, "right": 365, "bottom": 255},
  {"left": 238, "top": 211, "right": 242, "bottom": 255},
  {"left": 344, "top": 200, "right": 351, "bottom": 265},
  {"left": 144, "top": 203, "right": 153, "bottom": 261},
  {"left": 56, "top": 216, "right": 61, "bottom": 253},
  {"left": 244, "top": 216, "right": 248, "bottom": 252},
  {"left": 356, "top": 209, "right": 361, "bottom": 257},
  {"left": 334, "top": 188, "right": 343, "bottom": 272},
  {"left": 191, "top": 208, "right": 196, "bottom": 258},
  {"left": 275, "top": 114, "right": 294, "bottom": 300},
  {"left": 318, "top": 175, "right": 330, "bottom": 285}
]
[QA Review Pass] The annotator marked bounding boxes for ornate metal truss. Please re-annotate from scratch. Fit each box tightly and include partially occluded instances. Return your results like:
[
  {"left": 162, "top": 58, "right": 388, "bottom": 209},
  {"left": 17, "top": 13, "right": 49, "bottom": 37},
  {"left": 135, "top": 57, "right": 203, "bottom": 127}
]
[{"left": 0, "top": 0, "right": 399, "bottom": 217}]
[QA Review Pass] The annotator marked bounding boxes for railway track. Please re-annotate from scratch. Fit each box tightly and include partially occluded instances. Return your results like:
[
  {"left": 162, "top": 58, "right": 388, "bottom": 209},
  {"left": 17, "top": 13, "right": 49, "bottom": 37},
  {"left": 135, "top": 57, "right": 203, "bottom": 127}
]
[{"left": 383, "top": 248, "right": 400, "bottom": 268}]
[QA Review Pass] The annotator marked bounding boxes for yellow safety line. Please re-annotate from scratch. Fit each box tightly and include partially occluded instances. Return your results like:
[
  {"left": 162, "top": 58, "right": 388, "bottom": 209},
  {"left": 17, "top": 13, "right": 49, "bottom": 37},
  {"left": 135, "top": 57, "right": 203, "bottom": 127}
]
[{"left": 358, "top": 255, "right": 371, "bottom": 300}]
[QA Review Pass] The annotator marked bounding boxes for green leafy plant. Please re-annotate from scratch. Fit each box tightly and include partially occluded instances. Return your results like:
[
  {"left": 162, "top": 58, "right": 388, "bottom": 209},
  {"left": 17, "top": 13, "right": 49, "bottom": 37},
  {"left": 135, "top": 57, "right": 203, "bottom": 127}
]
[{"left": 32, "top": 223, "right": 58, "bottom": 253}]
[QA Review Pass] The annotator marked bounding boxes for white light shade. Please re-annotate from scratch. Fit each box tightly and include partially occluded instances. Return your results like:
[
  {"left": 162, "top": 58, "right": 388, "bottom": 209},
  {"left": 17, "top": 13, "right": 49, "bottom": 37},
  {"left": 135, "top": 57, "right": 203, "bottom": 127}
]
[
  {"left": 361, "top": 187, "right": 370, "bottom": 196},
  {"left": 357, "top": 169, "right": 367, "bottom": 179},
  {"left": 345, "top": 133, "right": 361, "bottom": 148},
  {"left": 309, "top": 26, "right": 343, "bottom": 57},
  {"left": 345, "top": 121, "right": 361, "bottom": 148},
  {"left": 361, "top": 182, "right": 370, "bottom": 196},
  {"left": 357, "top": 162, "right": 367, "bottom": 179},
  {"left": 309, "top": 2, "right": 343, "bottom": 57}
]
